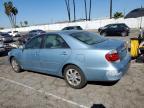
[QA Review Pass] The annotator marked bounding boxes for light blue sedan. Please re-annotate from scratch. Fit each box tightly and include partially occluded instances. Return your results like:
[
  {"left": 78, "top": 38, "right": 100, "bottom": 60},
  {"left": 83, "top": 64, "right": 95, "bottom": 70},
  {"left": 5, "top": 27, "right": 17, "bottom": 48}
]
[{"left": 8, "top": 31, "right": 131, "bottom": 89}]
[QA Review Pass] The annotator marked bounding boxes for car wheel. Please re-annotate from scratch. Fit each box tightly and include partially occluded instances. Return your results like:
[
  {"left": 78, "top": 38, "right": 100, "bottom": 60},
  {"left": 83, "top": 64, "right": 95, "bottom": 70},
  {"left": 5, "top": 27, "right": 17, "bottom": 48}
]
[
  {"left": 11, "top": 57, "right": 22, "bottom": 73},
  {"left": 101, "top": 32, "right": 107, "bottom": 36},
  {"left": 121, "top": 32, "right": 127, "bottom": 37},
  {"left": 64, "top": 65, "right": 87, "bottom": 89}
]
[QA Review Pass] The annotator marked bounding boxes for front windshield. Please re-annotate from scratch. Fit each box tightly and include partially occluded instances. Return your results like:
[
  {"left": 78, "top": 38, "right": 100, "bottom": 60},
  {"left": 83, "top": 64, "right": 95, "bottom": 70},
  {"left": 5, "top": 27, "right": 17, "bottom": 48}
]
[{"left": 71, "top": 31, "right": 107, "bottom": 45}]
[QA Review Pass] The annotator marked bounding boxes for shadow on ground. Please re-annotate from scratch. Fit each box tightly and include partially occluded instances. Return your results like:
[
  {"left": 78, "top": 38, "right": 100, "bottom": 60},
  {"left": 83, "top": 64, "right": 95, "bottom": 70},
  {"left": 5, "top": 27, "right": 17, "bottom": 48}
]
[
  {"left": 23, "top": 70, "right": 119, "bottom": 87},
  {"left": 91, "top": 104, "right": 106, "bottom": 108}
]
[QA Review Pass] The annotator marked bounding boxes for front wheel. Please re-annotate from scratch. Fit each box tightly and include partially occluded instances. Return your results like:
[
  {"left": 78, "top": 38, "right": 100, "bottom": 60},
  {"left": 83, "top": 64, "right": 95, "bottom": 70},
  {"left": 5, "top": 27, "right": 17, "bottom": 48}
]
[
  {"left": 11, "top": 57, "right": 22, "bottom": 73},
  {"left": 64, "top": 65, "right": 87, "bottom": 89}
]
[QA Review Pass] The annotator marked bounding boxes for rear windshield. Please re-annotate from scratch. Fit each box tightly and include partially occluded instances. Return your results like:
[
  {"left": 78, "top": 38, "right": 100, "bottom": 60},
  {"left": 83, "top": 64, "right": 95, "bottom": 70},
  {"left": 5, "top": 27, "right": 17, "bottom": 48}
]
[{"left": 70, "top": 31, "right": 107, "bottom": 45}]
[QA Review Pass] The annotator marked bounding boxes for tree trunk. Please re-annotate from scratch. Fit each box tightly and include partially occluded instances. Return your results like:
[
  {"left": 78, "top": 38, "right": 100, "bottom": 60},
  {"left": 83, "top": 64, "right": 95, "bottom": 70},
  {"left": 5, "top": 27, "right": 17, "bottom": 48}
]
[
  {"left": 84, "top": 0, "right": 87, "bottom": 21},
  {"left": 73, "top": 0, "right": 76, "bottom": 22},
  {"left": 64, "top": 0, "right": 71, "bottom": 22},
  {"left": 88, "top": 0, "right": 92, "bottom": 21}
]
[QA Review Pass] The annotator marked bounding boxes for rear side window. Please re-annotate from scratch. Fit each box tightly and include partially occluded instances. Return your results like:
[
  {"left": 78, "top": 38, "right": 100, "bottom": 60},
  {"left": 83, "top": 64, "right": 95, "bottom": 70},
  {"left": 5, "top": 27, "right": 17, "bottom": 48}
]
[
  {"left": 71, "top": 31, "right": 107, "bottom": 45},
  {"left": 43, "top": 34, "right": 69, "bottom": 49}
]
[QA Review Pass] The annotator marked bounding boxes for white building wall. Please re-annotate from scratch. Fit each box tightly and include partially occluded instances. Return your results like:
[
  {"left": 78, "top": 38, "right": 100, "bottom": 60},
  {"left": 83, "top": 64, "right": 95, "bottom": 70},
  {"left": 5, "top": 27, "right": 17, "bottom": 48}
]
[{"left": 1, "top": 17, "right": 144, "bottom": 32}]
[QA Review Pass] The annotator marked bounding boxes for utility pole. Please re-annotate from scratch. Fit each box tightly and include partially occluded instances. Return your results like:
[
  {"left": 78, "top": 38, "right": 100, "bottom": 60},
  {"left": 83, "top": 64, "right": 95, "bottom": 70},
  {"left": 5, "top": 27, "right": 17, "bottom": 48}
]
[{"left": 110, "top": 0, "right": 112, "bottom": 19}]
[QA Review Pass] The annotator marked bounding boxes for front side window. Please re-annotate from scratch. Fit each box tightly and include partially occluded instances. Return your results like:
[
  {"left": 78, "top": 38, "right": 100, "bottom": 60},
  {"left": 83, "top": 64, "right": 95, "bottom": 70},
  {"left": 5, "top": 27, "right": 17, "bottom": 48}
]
[
  {"left": 43, "top": 34, "right": 69, "bottom": 49},
  {"left": 25, "top": 36, "right": 42, "bottom": 49}
]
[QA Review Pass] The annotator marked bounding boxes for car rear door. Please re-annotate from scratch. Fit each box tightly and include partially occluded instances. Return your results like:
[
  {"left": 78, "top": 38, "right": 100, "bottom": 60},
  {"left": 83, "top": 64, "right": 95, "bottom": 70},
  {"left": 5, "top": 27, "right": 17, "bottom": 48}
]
[
  {"left": 21, "top": 36, "right": 43, "bottom": 71},
  {"left": 39, "top": 34, "right": 71, "bottom": 75}
]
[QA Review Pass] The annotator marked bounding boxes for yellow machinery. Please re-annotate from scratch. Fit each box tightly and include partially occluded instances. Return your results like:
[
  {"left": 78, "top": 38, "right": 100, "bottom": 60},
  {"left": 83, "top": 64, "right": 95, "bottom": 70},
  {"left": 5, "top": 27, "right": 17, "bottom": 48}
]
[
  {"left": 130, "top": 33, "right": 144, "bottom": 58},
  {"left": 130, "top": 38, "right": 139, "bottom": 57}
]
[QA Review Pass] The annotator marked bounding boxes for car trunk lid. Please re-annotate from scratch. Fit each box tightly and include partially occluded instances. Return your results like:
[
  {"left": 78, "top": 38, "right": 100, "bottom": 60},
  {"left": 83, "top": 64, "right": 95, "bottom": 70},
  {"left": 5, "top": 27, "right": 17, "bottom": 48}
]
[{"left": 92, "top": 39, "right": 127, "bottom": 60}]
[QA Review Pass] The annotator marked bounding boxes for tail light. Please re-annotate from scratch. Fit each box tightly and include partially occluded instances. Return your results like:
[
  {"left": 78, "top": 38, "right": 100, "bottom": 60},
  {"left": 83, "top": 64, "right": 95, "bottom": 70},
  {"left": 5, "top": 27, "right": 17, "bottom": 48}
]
[{"left": 105, "top": 50, "right": 120, "bottom": 62}]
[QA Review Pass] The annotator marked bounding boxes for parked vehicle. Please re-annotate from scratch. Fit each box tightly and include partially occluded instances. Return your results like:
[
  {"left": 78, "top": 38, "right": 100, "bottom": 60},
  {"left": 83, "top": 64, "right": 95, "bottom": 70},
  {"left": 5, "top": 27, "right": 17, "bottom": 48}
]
[
  {"left": 0, "top": 32, "right": 13, "bottom": 43},
  {"left": 98, "top": 23, "right": 130, "bottom": 36},
  {"left": 29, "top": 29, "right": 46, "bottom": 36},
  {"left": 8, "top": 31, "right": 20, "bottom": 37},
  {"left": 62, "top": 26, "right": 83, "bottom": 30},
  {"left": 18, "top": 29, "right": 46, "bottom": 44},
  {"left": 0, "top": 41, "right": 5, "bottom": 53},
  {"left": 8, "top": 31, "right": 131, "bottom": 89}
]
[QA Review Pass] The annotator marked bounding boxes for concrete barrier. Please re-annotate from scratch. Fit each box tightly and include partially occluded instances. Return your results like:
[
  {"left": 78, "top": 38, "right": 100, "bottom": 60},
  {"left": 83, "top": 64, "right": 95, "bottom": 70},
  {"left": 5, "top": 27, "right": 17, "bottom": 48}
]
[{"left": 1, "top": 17, "right": 144, "bottom": 32}]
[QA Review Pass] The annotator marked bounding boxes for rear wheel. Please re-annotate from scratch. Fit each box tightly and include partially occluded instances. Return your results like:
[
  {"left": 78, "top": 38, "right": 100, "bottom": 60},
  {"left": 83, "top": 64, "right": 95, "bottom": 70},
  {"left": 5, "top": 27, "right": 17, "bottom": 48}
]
[
  {"left": 121, "top": 32, "right": 127, "bottom": 37},
  {"left": 11, "top": 57, "right": 22, "bottom": 73},
  {"left": 64, "top": 65, "right": 87, "bottom": 89},
  {"left": 101, "top": 32, "right": 107, "bottom": 36}
]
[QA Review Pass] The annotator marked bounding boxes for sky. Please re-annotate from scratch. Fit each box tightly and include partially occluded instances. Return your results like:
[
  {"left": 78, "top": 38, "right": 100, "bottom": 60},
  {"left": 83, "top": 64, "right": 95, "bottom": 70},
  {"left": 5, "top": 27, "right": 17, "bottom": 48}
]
[{"left": 0, "top": 0, "right": 144, "bottom": 28}]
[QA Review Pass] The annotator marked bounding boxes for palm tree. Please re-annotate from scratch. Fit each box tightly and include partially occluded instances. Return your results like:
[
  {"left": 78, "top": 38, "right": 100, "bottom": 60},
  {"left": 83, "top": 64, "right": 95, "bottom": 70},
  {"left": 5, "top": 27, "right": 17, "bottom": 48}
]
[
  {"left": 113, "top": 12, "right": 124, "bottom": 19},
  {"left": 64, "top": 0, "right": 71, "bottom": 22},
  {"left": 84, "top": 0, "right": 87, "bottom": 21},
  {"left": 88, "top": 0, "right": 92, "bottom": 21},
  {"left": 3, "top": 1, "right": 18, "bottom": 28},
  {"left": 11, "top": 7, "right": 18, "bottom": 27},
  {"left": 4, "top": 2, "right": 13, "bottom": 27},
  {"left": 73, "top": 0, "right": 76, "bottom": 22}
]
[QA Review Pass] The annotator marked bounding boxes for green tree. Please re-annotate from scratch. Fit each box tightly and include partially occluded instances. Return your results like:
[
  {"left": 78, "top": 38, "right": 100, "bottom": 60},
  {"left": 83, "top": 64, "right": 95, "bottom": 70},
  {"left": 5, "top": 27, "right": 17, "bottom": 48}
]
[
  {"left": 3, "top": 1, "right": 18, "bottom": 28},
  {"left": 113, "top": 12, "right": 124, "bottom": 19},
  {"left": 24, "top": 21, "right": 28, "bottom": 26}
]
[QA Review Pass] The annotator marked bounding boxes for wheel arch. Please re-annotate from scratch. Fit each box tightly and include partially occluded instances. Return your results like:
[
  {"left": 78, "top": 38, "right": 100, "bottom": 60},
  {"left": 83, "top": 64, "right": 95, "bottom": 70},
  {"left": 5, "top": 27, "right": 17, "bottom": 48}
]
[
  {"left": 9, "top": 56, "right": 15, "bottom": 63},
  {"left": 61, "top": 63, "right": 85, "bottom": 77}
]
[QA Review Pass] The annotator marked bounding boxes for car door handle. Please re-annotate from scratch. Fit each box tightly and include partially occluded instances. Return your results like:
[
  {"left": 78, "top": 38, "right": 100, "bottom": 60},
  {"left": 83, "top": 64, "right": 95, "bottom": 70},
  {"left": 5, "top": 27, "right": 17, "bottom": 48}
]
[
  {"left": 61, "top": 51, "right": 68, "bottom": 55},
  {"left": 35, "top": 52, "right": 39, "bottom": 56}
]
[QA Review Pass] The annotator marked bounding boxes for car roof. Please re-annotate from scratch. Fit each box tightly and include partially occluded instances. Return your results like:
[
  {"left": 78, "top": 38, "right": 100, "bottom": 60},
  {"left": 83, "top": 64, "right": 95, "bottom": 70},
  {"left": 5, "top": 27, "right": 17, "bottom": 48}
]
[
  {"left": 106, "top": 23, "right": 126, "bottom": 26},
  {"left": 45, "top": 30, "right": 84, "bottom": 35},
  {"left": 64, "top": 26, "right": 81, "bottom": 28}
]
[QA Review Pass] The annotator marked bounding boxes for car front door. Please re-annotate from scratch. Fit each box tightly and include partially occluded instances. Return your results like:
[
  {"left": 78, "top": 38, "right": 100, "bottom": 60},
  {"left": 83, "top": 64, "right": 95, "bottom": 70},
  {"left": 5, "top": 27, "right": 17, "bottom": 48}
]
[
  {"left": 108, "top": 25, "right": 118, "bottom": 36},
  {"left": 39, "top": 34, "right": 71, "bottom": 75},
  {"left": 21, "top": 36, "right": 43, "bottom": 71}
]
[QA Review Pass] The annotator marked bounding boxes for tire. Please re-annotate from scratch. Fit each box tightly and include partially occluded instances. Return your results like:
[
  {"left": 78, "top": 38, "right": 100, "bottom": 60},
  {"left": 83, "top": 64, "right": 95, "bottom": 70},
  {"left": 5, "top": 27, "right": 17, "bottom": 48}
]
[
  {"left": 101, "top": 32, "right": 107, "bottom": 36},
  {"left": 121, "top": 32, "right": 127, "bottom": 37},
  {"left": 11, "top": 57, "right": 22, "bottom": 73},
  {"left": 64, "top": 65, "right": 87, "bottom": 89}
]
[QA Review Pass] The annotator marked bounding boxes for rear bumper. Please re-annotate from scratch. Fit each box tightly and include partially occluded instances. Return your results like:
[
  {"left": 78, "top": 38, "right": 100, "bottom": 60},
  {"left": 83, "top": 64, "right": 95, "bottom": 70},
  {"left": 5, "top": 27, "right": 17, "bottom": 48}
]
[
  {"left": 85, "top": 53, "right": 131, "bottom": 81},
  {"left": 105, "top": 53, "right": 131, "bottom": 81}
]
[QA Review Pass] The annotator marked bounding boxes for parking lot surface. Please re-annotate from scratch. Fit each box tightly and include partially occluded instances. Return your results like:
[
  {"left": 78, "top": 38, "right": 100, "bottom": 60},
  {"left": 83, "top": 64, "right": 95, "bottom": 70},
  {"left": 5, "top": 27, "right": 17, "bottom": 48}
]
[
  {"left": 0, "top": 30, "right": 144, "bottom": 108},
  {"left": 0, "top": 53, "right": 144, "bottom": 108}
]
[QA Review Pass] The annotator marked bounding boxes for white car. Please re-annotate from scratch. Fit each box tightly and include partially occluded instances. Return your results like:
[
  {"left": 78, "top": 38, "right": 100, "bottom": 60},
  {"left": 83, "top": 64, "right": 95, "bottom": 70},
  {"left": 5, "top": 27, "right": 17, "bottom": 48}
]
[
  {"left": 0, "top": 41, "right": 5, "bottom": 53},
  {"left": 8, "top": 31, "right": 20, "bottom": 37}
]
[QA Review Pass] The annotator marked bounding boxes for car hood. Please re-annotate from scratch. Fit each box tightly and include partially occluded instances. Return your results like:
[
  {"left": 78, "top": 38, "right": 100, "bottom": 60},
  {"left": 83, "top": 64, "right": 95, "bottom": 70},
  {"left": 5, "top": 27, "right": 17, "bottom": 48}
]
[{"left": 92, "top": 39, "right": 125, "bottom": 51}]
